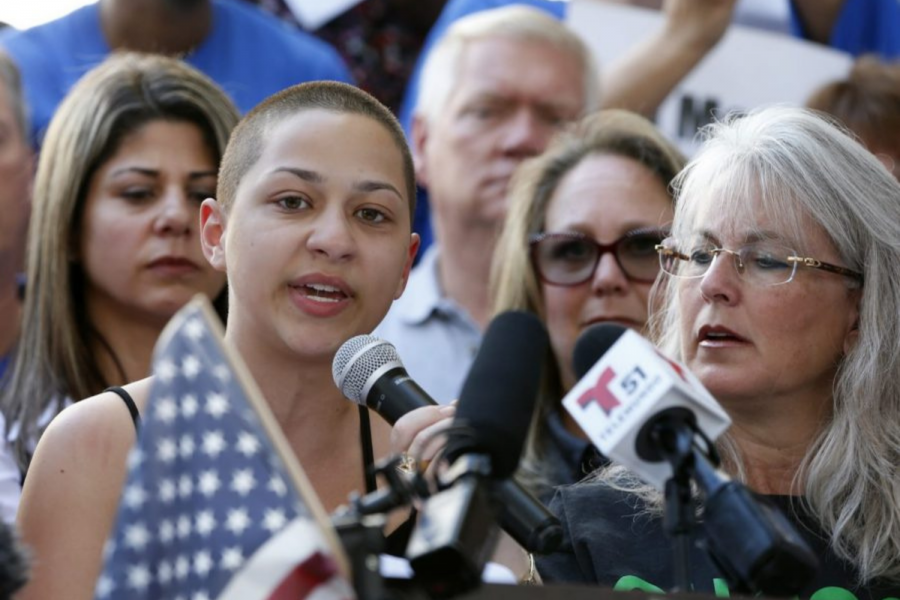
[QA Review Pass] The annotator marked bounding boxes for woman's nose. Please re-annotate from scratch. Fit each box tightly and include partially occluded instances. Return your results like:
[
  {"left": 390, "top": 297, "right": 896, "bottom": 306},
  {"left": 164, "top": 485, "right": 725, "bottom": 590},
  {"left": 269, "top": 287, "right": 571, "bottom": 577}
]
[
  {"left": 154, "top": 190, "right": 192, "bottom": 236},
  {"left": 590, "top": 251, "right": 628, "bottom": 295},
  {"left": 305, "top": 208, "right": 355, "bottom": 260}
]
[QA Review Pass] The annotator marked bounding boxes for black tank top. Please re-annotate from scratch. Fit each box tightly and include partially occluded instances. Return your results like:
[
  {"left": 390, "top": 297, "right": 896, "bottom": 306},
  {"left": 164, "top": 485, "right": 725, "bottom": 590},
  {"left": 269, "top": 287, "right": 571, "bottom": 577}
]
[{"left": 104, "top": 386, "right": 140, "bottom": 433}]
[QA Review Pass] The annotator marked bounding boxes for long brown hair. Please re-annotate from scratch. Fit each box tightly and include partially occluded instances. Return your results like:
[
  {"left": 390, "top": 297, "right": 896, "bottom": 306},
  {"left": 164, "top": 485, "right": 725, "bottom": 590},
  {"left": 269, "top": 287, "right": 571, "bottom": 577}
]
[{"left": 1, "top": 52, "right": 239, "bottom": 471}]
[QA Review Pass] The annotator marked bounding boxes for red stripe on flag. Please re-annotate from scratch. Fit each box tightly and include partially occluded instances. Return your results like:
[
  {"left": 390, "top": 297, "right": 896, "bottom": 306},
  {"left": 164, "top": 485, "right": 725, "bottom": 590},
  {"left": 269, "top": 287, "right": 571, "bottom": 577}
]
[{"left": 268, "top": 552, "right": 338, "bottom": 600}]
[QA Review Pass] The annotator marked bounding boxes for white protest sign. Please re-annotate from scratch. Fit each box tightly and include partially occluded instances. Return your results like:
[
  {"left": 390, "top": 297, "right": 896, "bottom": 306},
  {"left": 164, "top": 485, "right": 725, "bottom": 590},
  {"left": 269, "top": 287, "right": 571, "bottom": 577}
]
[
  {"left": 567, "top": 0, "right": 853, "bottom": 155},
  {"left": 282, "top": 0, "right": 363, "bottom": 30}
]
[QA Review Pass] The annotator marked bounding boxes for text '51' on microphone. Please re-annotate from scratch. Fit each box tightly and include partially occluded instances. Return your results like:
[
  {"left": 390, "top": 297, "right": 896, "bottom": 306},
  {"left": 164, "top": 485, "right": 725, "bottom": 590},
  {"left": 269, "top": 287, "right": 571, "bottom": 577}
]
[
  {"left": 564, "top": 324, "right": 818, "bottom": 597},
  {"left": 333, "top": 323, "right": 562, "bottom": 555},
  {"left": 567, "top": 323, "right": 731, "bottom": 487}
]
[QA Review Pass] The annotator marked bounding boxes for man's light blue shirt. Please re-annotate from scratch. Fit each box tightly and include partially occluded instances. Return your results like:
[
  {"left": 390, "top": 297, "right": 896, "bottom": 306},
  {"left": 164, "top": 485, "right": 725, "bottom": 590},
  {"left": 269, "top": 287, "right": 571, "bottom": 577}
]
[{"left": 374, "top": 246, "right": 482, "bottom": 404}]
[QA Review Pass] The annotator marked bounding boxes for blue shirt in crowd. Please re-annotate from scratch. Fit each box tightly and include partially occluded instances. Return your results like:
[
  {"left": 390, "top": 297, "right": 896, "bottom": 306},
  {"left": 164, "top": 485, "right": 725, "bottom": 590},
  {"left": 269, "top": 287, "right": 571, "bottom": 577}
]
[{"left": 0, "top": 0, "right": 352, "bottom": 147}]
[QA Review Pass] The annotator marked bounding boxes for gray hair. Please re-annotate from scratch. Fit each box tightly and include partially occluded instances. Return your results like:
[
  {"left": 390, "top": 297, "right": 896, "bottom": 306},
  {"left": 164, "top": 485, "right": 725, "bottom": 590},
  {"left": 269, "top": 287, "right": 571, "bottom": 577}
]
[
  {"left": 414, "top": 5, "right": 599, "bottom": 125},
  {"left": 0, "top": 51, "right": 29, "bottom": 143},
  {"left": 643, "top": 105, "right": 900, "bottom": 584}
]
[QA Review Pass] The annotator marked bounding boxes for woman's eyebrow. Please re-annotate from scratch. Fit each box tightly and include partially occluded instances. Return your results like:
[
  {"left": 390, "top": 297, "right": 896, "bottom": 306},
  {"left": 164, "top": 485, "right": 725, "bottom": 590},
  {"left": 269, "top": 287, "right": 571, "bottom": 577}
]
[
  {"left": 106, "top": 167, "right": 217, "bottom": 179},
  {"left": 108, "top": 166, "right": 159, "bottom": 178},
  {"left": 272, "top": 166, "right": 402, "bottom": 200},
  {"left": 188, "top": 170, "right": 218, "bottom": 180},
  {"left": 353, "top": 179, "right": 402, "bottom": 200},
  {"left": 271, "top": 166, "right": 324, "bottom": 183}
]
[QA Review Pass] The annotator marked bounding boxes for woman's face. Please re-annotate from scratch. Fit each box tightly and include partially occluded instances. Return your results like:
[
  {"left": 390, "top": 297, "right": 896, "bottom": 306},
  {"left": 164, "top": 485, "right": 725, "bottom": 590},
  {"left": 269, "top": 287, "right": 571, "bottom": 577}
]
[
  {"left": 202, "top": 109, "right": 418, "bottom": 361},
  {"left": 676, "top": 194, "right": 860, "bottom": 415},
  {"left": 79, "top": 119, "right": 225, "bottom": 326},
  {"left": 0, "top": 85, "right": 32, "bottom": 271},
  {"left": 541, "top": 153, "right": 674, "bottom": 390}
]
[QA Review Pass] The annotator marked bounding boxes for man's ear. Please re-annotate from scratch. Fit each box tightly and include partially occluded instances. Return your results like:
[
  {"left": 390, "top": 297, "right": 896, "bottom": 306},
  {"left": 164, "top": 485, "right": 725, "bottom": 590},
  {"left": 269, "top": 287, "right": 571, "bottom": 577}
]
[
  {"left": 200, "top": 198, "right": 227, "bottom": 272},
  {"left": 395, "top": 233, "right": 421, "bottom": 300},
  {"left": 410, "top": 114, "right": 430, "bottom": 188}
]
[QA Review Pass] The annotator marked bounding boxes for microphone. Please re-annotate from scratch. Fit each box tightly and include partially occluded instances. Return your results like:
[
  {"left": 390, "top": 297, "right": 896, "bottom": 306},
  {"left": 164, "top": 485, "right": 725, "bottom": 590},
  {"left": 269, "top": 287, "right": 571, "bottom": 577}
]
[
  {"left": 564, "top": 324, "right": 731, "bottom": 488},
  {"left": 333, "top": 320, "right": 563, "bottom": 555},
  {"left": 406, "top": 310, "right": 549, "bottom": 597},
  {"left": 333, "top": 334, "right": 434, "bottom": 426},
  {"left": 442, "top": 310, "right": 548, "bottom": 479},
  {"left": 564, "top": 324, "right": 818, "bottom": 596}
]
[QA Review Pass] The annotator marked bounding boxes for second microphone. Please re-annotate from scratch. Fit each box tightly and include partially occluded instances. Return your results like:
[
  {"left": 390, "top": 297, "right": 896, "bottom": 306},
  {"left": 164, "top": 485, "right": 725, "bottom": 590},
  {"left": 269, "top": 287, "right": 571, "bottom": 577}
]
[{"left": 333, "top": 323, "right": 562, "bottom": 555}]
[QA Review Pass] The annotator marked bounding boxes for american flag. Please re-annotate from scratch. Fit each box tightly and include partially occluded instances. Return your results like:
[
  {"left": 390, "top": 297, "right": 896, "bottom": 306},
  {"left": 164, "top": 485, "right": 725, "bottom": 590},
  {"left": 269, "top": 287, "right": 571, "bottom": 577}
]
[{"left": 94, "top": 298, "right": 355, "bottom": 600}]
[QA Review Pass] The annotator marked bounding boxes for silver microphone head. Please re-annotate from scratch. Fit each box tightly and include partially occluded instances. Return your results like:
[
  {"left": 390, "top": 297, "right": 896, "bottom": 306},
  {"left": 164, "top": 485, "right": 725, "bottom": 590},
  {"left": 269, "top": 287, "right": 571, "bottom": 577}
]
[{"left": 332, "top": 334, "right": 403, "bottom": 404}]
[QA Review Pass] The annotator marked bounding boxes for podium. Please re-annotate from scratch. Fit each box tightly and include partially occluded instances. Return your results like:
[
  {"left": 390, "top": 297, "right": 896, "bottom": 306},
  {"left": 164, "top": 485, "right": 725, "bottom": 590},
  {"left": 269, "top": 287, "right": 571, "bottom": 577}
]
[{"left": 386, "top": 580, "right": 738, "bottom": 600}]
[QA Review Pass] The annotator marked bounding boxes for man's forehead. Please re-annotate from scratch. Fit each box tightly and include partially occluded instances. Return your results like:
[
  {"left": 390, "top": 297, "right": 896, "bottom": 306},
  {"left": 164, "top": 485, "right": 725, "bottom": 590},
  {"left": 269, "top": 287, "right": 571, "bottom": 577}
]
[
  {"left": 459, "top": 34, "right": 583, "bottom": 72},
  {"left": 452, "top": 38, "right": 585, "bottom": 106}
]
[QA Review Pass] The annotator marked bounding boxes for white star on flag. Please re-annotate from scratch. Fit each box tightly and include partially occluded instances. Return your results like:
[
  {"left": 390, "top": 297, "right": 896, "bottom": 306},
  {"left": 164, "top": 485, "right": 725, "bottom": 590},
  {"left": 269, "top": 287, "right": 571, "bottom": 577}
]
[{"left": 94, "top": 297, "right": 353, "bottom": 600}]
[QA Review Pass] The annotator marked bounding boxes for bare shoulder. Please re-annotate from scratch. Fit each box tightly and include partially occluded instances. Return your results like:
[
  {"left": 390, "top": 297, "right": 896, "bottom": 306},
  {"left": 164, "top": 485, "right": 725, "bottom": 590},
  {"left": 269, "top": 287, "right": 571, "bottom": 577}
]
[
  {"left": 15, "top": 378, "right": 155, "bottom": 600},
  {"left": 36, "top": 377, "right": 153, "bottom": 460},
  {"left": 23, "top": 377, "right": 156, "bottom": 498}
]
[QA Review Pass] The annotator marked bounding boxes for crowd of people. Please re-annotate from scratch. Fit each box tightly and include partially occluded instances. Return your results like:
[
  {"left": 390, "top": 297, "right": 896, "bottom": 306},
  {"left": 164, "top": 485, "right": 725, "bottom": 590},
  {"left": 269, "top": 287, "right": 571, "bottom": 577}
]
[{"left": 0, "top": 0, "right": 898, "bottom": 598}]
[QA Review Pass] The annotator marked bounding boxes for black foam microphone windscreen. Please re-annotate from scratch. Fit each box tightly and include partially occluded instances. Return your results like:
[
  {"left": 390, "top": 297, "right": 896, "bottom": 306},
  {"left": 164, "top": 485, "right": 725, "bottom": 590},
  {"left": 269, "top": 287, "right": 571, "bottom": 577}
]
[
  {"left": 573, "top": 322, "right": 628, "bottom": 379},
  {"left": 444, "top": 311, "right": 550, "bottom": 479}
]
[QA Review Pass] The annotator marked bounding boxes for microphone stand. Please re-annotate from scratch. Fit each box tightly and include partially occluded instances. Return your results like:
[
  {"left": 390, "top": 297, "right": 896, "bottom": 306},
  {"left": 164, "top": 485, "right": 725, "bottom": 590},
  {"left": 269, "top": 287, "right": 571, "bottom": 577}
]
[
  {"left": 652, "top": 418, "right": 698, "bottom": 593},
  {"left": 649, "top": 414, "right": 819, "bottom": 597},
  {"left": 332, "top": 456, "right": 420, "bottom": 600},
  {"left": 405, "top": 453, "right": 500, "bottom": 599}
]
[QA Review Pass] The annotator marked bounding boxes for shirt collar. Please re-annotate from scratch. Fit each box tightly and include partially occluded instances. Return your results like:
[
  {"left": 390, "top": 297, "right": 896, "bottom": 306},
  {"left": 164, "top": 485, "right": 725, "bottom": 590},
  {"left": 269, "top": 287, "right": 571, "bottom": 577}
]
[
  {"left": 545, "top": 408, "right": 605, "bottom": 479},
  {"left": 397, "top": 245, "right": 445, "bottom": 325}
]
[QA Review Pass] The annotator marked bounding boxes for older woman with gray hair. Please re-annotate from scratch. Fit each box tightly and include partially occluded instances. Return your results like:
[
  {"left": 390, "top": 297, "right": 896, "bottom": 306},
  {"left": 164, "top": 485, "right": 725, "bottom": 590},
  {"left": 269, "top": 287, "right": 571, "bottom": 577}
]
[{"left": 537, "top": 106, "right": 900, "bottom": 598}]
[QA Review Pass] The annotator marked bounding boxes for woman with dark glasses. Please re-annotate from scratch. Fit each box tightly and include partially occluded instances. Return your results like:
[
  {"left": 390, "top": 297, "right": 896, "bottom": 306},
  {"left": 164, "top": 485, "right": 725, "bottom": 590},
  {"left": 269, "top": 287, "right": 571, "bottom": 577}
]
[{"left": 490, "top": 109, "right": 685, "bottom": 501}]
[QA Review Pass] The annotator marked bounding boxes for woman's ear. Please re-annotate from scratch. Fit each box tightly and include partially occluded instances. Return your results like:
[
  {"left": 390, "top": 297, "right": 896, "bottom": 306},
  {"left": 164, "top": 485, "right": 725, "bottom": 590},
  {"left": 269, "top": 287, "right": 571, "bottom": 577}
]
[
  {"left": 395, "top": 233, "right": 421, "bottom": 300},
  {"left": 842, "top": 289, "right": 861, "bottom": 355},
  {"left": 200, "top": 198, "right": 227, "bottom": 272}
]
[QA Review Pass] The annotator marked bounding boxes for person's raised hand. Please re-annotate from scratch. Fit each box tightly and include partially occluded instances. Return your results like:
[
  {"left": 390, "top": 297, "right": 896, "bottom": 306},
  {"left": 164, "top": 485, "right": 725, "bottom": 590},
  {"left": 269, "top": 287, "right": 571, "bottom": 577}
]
[{"left": 662, "top": 0, "right": 738, "bottom": 53}]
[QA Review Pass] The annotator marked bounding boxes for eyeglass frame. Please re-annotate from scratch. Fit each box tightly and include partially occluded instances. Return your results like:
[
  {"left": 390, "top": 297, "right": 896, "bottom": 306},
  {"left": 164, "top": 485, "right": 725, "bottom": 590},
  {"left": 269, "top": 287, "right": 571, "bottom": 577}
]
[
  {"left": 528, "top": 227, "right": 669, "bottom": 287},
  {"left": 654, "top": 242, "right": 864, "bottom": 286}
]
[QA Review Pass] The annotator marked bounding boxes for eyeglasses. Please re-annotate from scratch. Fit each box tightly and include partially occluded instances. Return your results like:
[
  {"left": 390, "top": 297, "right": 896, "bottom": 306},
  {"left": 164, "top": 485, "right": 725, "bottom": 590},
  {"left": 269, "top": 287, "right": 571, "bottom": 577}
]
[
  {"left": 655, "top": 238, "right": 864, "bottom": 287},
  {"left": 529, "top": 228, "right": 667, "bottom": 286}
]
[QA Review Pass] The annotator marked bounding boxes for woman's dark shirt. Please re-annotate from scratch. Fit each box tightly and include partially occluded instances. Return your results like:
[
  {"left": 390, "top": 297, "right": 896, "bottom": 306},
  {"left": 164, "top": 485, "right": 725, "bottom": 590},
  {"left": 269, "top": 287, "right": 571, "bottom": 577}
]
[
  {"left": 537, "top": 482, "right": 900, "bottom": 599},
  {"left": 532, "top": 409, "right": 607, "bottom": 503}
]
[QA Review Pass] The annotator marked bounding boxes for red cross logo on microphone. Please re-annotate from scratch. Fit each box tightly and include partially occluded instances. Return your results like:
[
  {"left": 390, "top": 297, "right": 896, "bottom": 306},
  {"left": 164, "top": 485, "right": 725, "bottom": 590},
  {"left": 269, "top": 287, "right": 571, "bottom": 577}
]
[
  {"left": 655, "top": 350, "right": 687, "bottom": 382},
  {"left": 576, "top": 366, "right": 620, "bottom": 416}
]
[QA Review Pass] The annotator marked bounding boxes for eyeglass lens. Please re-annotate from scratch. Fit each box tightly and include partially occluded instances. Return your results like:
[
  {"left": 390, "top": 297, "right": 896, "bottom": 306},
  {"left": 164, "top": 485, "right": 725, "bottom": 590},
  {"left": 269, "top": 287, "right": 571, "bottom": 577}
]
[
  {"left": 535, "top": 232, "right": 664, "bottom": 285},
  {"left": 661, "top": 240, "right": 799, "bottom": 286}
]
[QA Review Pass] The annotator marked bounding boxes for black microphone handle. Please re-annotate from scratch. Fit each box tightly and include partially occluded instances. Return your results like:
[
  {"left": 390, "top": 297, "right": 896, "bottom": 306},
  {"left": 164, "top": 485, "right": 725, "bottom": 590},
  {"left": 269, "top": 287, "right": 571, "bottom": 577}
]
[
  {"left": 365, "top": 366, "right": 433, "bottom": 425},
  {"left": 365, "top": 367, "right": 562, "bottom": 554}
]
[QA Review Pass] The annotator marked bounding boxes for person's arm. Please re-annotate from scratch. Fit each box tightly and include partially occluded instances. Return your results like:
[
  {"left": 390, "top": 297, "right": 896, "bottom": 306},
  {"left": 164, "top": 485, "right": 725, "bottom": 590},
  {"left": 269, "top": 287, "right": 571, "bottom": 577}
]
[
  {"left": 601, "top": 0, "right": 738, "bottom": 117},
  {"left": 15, "top": 393, "right": 138, "bottom": 600},
  {"left": 791, "top": 0, "right": 846, "bottom": 44},
  {"left": 0, "top": 414, "right": 21, "bottom": 524}
]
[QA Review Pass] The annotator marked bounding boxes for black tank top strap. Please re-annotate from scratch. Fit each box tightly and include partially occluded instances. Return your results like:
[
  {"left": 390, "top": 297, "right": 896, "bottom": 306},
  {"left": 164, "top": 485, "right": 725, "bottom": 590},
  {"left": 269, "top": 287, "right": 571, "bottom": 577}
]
[
  {"left": 105, "top": 386, "right": 141, "bottom": 434},
  {"left": 358, "top": 405, "right": 377, "bottom": 494}
]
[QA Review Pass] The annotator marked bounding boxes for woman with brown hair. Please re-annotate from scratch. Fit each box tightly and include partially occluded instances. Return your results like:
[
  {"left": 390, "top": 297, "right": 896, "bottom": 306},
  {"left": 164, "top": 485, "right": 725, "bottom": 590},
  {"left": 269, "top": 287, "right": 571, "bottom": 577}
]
[{"left": 490, "top": 109, "right": 686, "bottom": 501}]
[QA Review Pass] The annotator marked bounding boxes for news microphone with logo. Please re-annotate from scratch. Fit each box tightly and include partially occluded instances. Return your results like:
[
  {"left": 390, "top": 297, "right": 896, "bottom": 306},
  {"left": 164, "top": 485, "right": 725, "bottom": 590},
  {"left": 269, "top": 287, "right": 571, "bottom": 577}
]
[
  {"left": 565, "top": 324, "right": 819, "bottom": 597},
  {"left": 564, "top": 324, "right": 731, "bottom": 488},
  {"left": 333, "top": 324, "right": 562, "bottom": 555}
]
